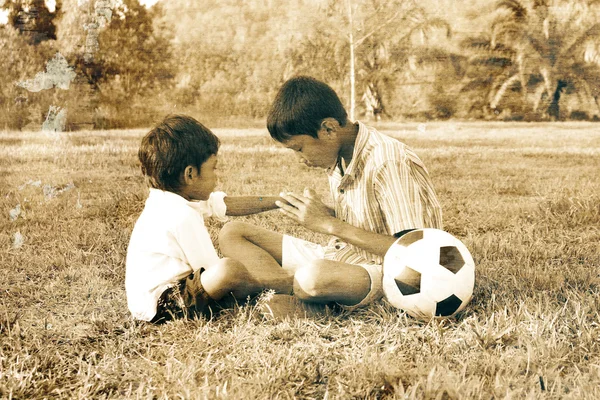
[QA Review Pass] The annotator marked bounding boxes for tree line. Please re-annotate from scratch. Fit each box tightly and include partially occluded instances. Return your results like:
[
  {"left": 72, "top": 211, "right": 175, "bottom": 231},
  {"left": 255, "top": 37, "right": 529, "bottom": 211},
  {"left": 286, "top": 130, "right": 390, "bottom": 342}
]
[{"left": 2, "top": 0, "right": 600, "bottom": 130}]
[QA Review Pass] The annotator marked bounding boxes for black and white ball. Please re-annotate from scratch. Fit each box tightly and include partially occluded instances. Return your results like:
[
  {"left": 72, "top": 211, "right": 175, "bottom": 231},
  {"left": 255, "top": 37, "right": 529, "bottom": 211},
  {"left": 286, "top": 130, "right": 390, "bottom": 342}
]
[{"left": 383, "top": 229, "right": 475, "bottom": 321}]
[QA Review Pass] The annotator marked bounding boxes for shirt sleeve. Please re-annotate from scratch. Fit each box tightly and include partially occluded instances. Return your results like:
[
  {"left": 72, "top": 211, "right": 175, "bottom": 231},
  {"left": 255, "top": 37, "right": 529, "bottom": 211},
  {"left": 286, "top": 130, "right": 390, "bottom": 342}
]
[
  {"left": 174, "top": 209, "right": 221, "bottom": 271},
  {"left": 374, "top": 159, "right": 443, "bottom": 234},
  {"left": 188, "top": 191, "right": 228, "bottom": 222}
]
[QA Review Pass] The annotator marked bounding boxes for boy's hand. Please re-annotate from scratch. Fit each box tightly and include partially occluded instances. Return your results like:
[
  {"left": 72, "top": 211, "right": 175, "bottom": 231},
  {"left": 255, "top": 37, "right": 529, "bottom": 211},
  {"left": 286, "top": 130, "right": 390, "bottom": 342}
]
[
  {"left": 276, "top": 188, "right": 336, "bottom": 234},
  {"left": 303, "top": 188, "right": 335, "bottom": 217}
]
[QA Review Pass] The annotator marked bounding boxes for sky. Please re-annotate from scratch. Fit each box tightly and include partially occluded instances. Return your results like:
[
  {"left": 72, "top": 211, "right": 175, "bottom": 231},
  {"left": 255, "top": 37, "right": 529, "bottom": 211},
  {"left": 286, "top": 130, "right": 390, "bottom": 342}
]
[{"left": 46, "top": 0, "right": 56, "bottom": 12}]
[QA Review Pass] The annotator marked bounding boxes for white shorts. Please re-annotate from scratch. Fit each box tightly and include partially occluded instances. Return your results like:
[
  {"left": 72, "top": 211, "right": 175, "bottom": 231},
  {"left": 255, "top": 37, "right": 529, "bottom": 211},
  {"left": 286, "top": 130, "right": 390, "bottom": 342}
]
[{"left": 281, "top": 235, "right": 383, "bottom": 309}]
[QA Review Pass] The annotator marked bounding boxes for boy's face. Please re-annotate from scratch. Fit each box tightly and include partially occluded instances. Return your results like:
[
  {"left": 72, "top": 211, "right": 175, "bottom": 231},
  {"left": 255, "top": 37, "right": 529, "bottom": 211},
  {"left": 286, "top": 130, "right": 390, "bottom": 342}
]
[
  {"left": 282, "top": 128, "right": 340, "bottom": 169},
  {"left": 182, "top": 154, "right": 218, "bottom": 201}
]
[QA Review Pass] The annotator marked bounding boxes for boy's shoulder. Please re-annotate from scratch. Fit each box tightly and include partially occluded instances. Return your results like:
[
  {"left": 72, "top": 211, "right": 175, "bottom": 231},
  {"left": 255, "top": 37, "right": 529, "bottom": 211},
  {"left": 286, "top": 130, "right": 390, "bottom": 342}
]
[
  {"left": 136, "top": 189, "right": 202, "bottom": 230},
  {"left": 357, "top": 124, "right": 428, "bottom": 172},
  {"left": 361, "top": 124, "right": 410, "bottom": 164}
]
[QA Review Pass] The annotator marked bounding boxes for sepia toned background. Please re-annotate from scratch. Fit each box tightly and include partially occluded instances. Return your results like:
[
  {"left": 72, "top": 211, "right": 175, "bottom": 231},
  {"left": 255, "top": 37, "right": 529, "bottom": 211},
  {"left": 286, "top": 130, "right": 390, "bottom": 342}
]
[
  {"left": 2, "top": 0, "right": 600, "bottom": 131},
  {"left": 2, "top": 1, "right": 600, "bottom": 399}
]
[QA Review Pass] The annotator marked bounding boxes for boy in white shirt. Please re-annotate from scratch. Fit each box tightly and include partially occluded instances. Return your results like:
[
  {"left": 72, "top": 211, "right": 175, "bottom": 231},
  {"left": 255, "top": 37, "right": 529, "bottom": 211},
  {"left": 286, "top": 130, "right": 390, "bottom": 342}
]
[{"left": 126, "top": 114, "right": 292, "bottom": 323}]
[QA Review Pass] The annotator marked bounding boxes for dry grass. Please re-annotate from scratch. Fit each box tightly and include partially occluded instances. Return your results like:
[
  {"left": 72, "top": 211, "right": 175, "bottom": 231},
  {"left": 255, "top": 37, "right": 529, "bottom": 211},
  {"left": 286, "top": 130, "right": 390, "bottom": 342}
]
[{"left": 1, "top": 122, "right": 599, "bottom": 399}]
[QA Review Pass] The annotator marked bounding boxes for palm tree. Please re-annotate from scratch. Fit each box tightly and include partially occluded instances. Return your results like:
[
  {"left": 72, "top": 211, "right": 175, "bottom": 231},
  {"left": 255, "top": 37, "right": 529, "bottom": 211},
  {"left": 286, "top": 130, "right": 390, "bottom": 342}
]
[
  {"left": 462, "top": 0, "right": 600, "bottom": 120},
  {"left": 287, "top": 0, "right": 450, "bottom": 121},
  {"left": 459, "top": 35, "right": 520, "bottom": 118},
  {"left": 355, "top": 6, "right": 451, "bottom": 120}
]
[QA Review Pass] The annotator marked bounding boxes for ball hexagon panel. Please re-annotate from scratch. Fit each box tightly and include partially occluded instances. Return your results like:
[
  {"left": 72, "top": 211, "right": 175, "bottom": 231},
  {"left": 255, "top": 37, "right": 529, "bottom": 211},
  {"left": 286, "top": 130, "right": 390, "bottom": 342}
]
[
  {"left": 394, "top": 266, "right": 421, "bottom": 295},
  {"left": 397, "top": 229, "right": 424, "bottom": 247},
  {"left": 439, "top": 246, "right": 465, "bottom": 274},
  {"left": 435, "top": 294, "right": 463, "bottom": 316}
]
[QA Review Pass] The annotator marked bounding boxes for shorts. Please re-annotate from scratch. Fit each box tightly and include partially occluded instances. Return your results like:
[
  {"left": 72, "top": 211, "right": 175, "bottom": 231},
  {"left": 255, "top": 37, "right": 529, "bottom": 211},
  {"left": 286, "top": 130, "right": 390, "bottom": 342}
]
[
  {"left": 281, "top": 235, "right": 384, "bottom": 310},
  {"left": 150, "top": 268, "right": 211, "bottom": 324}
]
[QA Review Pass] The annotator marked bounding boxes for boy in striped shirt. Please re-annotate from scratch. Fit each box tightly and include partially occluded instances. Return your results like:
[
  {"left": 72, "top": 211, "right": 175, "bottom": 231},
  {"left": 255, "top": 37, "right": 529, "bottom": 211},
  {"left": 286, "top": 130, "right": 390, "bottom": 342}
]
[{"left": 219, "top": 76, "right": 442, "bottom": 310}]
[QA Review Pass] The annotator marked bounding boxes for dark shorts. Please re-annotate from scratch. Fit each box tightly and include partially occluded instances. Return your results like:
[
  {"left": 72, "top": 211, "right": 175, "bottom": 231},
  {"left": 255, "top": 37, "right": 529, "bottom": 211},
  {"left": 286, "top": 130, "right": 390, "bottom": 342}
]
[{"left": 150, "top": 268, "right": 211, "bottom": 324}]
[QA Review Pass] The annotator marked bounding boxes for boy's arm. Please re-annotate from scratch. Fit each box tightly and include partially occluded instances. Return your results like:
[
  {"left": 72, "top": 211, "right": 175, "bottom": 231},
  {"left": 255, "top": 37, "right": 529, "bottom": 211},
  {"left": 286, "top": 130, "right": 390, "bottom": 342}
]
[
  {"left": 277, "top": 157, "right": 442, "bottom": 257},
  {"left": 224, "top": 196, "right": 286, "bottom": 216},
  {"left": 323, "top": 217, "right": 397, "bottom": 257},
  {"left": 276, "top": 190, "right": 397, "bottom": 257}
]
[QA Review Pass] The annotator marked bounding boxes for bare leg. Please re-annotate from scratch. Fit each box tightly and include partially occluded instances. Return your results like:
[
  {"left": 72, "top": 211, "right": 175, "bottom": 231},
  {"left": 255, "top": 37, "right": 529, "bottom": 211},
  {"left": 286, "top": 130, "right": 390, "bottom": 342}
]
[
  {"left": 294, "top": 260, "right": 372, "bottom": 306},
  {"left": 218, "top": 221, "right": 293, "bottom": 294},
  {"left": 201, "top": 257, "right": 263, "bottom": 300}
]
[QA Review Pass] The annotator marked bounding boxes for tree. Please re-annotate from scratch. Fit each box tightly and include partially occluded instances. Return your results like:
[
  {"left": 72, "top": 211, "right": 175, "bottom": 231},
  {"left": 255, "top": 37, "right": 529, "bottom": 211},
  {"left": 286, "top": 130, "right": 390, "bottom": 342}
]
[
  {"left": 54, "top": 0, "right": 174, "bottom": 128},
  {"left": 352, "top": 1, "right": 451, "bottom": 120},
  {"left": 4, "top": 0, "right": 59, "bottom": 44},
  {"left": 158, "top": 0, "right": 304, "bottom": 120},
  {"left": 0, "top": 23, "right": 57, "bottom": 129},
  {"left": 462, "top": 0, "right": 600, "bottom": 120},
  {"left": 289, "top": 0, "right": 450, "bottom": 121},
  {"left": 0, "top": 1, "right": 65, "bottom": 129}
]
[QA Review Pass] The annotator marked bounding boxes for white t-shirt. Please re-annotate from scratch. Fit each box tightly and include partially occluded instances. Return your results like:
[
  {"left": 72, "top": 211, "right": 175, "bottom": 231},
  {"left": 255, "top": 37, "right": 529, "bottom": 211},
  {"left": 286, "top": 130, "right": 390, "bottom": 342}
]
[{"left": 125, "top": 189, "right": 228, "bottom": 321}]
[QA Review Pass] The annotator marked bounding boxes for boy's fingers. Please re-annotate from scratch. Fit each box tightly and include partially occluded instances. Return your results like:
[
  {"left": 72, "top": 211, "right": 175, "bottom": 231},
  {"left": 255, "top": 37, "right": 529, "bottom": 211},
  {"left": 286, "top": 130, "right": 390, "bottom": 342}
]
[
  {"left": 275, "top": 200, "right": 300, "bottom": 215},
  {"left": 279, "top": 192, "right": 307, "bottom": 207},
  {"left": 304, "top": 188, "right": 321, "bottom": 200},
  {"left": 277, "top": 204, "right": 298, "bottom": 220},
  {"left": 290, "top": 191, "right": 311, "bottom": 203},
  {"left": 278, "top": 193, "right": 302, "bottom": 208}
]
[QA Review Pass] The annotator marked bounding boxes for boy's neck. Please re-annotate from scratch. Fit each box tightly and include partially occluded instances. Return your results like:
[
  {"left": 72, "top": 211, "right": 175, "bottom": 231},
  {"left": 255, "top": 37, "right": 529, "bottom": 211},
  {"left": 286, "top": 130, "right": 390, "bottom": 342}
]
[
  {"left": 172, "top": 189, "right": 191, "bottom": 201},
  {"left": 337, "top": 120, "right": 360, "bottom": 166}
]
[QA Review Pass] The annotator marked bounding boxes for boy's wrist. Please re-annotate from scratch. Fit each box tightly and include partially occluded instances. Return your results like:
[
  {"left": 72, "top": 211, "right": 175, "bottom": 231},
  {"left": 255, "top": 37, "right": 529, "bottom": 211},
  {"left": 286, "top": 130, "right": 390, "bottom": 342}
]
[{"left": 325, "top": 217, "right": 345, "bottom": 236}]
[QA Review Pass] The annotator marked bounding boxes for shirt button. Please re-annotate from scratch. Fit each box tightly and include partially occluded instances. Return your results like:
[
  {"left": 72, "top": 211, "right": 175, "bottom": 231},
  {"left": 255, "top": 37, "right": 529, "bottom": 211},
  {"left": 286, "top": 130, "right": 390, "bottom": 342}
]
[{"left": 339, "top": 188, "right": 344, "bottom": 194}]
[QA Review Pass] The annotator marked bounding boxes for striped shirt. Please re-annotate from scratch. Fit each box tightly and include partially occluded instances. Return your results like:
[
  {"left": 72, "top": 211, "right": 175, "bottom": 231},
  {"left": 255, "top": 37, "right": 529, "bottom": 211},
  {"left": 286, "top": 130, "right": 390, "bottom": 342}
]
[{"left": 324, "top": 121, "right": 443, "bottom": 265}]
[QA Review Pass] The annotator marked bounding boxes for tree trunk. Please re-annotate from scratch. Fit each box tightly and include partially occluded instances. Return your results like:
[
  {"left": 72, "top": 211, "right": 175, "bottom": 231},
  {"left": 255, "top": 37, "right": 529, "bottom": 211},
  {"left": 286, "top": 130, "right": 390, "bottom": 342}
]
[
  {"left": 547, "top": 80, "right": 567, "bottom": 120},
  {"left": 348, "top": 0, "right": 355, "bottom": 121},
  {"left": 363, "top": 82, "right": 386, "bottom": 121}
]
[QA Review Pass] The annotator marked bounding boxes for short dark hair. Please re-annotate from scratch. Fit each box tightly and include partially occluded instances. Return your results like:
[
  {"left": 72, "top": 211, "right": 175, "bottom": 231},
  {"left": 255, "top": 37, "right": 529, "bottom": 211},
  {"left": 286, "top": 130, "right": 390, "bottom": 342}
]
[
  {"left": 267, "top": 76, "right": 348, "bottom": 142},
  {"left": 138, "top": 114, "right": 220, "bottom": 192}
]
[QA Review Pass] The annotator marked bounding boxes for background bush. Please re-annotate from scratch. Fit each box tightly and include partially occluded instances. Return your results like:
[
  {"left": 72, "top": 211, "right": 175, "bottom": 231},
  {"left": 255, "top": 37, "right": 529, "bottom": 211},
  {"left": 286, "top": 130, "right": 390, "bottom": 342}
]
[{"left": 2, "top": 0, "right": 600, "bottom": 130}]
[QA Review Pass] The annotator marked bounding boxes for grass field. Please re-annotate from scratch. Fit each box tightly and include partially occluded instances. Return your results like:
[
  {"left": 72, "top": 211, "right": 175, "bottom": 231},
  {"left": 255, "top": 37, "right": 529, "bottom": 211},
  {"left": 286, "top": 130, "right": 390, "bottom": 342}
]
[{"left": 1, "top": 121, "right": 599, "bottom": 399}]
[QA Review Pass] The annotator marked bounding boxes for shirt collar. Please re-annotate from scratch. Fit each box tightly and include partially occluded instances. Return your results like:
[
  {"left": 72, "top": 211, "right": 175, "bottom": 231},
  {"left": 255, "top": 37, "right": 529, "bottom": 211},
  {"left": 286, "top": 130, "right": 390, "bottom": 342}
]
[
  {"left": 148, "top": 188, "right": 186, "bottom": 202},
  {"left": 339, "top": 121, "right": 370, "bottom": 179},
  {"left": 148, "top": 188, "right": 223, "bottom": 220},
  {"left": 148, "top": 188, "right": 197, "bottom": 211}
]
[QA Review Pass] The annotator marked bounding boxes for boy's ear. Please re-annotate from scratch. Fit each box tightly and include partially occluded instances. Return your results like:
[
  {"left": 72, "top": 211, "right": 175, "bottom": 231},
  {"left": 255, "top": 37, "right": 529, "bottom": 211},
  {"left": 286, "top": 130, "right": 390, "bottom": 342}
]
[
  {"left": 182, "top": 165, "right": 196, "bottom": 184},
  {"left": 318, "top": 118, "right": 339, "bottom": 138}
]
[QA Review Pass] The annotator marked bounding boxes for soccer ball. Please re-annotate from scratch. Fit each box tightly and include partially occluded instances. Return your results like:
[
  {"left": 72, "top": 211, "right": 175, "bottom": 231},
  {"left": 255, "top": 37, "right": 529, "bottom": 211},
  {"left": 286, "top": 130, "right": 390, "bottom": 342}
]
[{"left": 382, "top": 229, "right": 475, "bottom": 321}]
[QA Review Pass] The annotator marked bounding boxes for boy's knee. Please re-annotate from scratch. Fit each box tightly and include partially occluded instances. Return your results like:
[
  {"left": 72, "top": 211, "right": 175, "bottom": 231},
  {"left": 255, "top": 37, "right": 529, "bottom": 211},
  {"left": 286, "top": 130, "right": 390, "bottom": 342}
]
[
  {"left": 218, "top": 221, "right": 250, "bottom": 246},
  {"left": 213, "top": 258, "right": 246, "bottom": 286},
  {"left": 202, "top": 258, "right": 255, "bottom": 301},
  {"left": 293, "top": 260, "right": 329, "bottom": 300}
]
